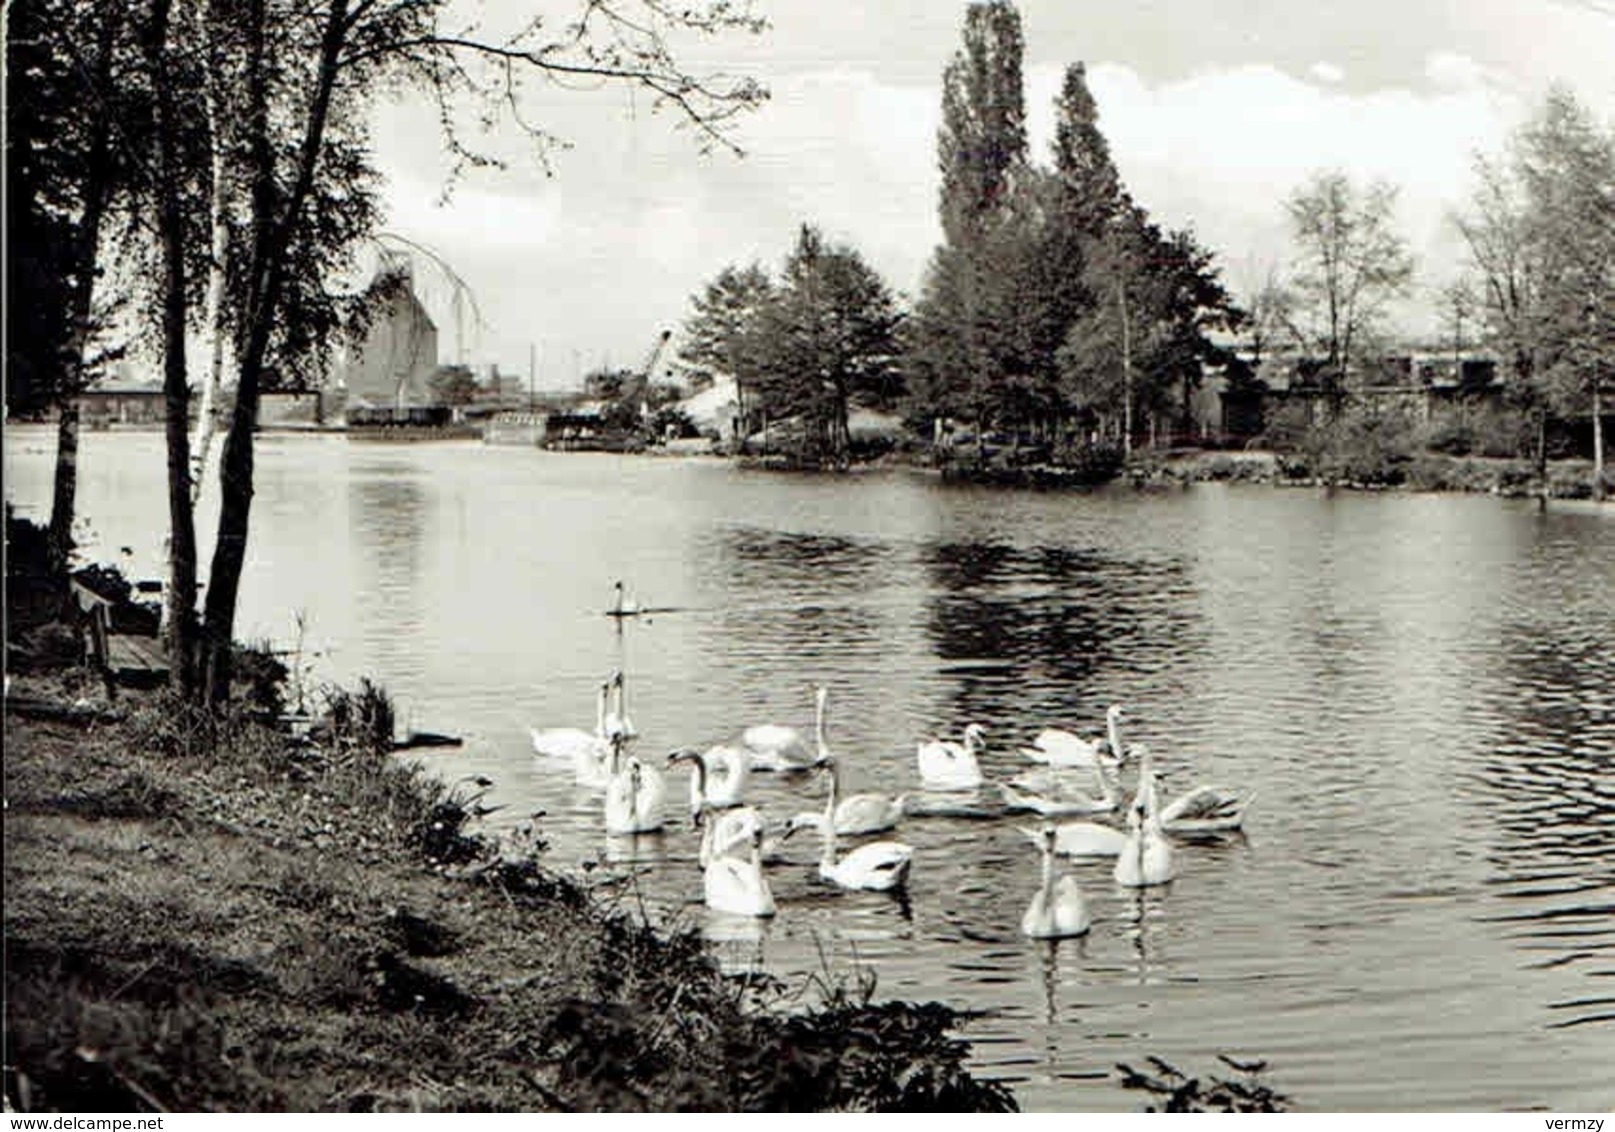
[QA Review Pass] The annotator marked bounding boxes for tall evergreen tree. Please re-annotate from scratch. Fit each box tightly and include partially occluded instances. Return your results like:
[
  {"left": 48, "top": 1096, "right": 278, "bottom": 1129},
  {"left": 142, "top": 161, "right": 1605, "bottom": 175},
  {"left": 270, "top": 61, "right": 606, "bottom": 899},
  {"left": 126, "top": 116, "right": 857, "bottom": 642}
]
[
  {"left": 679, "top": 262, "right": 775, "bottom": 433},
  {"left": 749, "top": 225, "right": 903, "bottom": 463},
  {"left": 936, "top": 0, "right": 1028, "bottom": 251}
]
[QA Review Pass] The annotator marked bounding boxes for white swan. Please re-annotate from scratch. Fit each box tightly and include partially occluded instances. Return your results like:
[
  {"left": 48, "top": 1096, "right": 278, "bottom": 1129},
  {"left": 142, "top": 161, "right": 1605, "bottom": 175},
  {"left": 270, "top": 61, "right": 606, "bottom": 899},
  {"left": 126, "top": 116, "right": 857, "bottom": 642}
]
[
  {"left": 607, "top": 580, "right": 642, "bottom": 618},
  {"left": 531, "top": 678, "right": 613, "bottom": 787},
  {"left": 785, "top": 806, "right": 913, "bottom": 892},
  {"left": 1051, "top": 820, "right": 1129, "bottom": 858},
  {"left": 604, "top": 669, "right": 637, "bottom": 741},
  {"left": 604, "top": 734, "right": 667, "bottom": 835},
  {"left": 690, "top": 801, "right": 767, "bottom": 866},
  {"left": 1113, "top": 753, "right": 1175, "bottom": 887},
  {"left": 1001, "top": 757, "right": 1118, "bottom": 817},
  {"left": 697, "top": 805, "right": 775, "bottom": 917},
  {"left": 1020, "top": 704, "right": 1128, "bottom": 768},
  {"left": 794, "top": 756, "right": 905, "bottom": 837},
  {"left": 1019, "top": 824, "right": 1092, "bottom": 939},
  {"left": 916, "top": 722, "right": 987, "bottom": 791},
  {"left": 1126, "top": 744, "right": 1255, "bottom": 835},
  {"left": 668, "top": 744, "right": 750, "bottom": 815},
  {"left": 742, "top": 686, "right": 832, "bottom": 773},
  {"left": 1161, "top": 785, "right": 1256, "bottom": 835}
]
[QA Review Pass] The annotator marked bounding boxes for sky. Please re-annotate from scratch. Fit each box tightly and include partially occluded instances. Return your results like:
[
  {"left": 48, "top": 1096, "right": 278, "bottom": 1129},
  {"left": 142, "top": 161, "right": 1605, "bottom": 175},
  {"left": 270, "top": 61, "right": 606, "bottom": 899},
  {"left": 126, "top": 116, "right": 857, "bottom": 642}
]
[{"left": 368, "top": 0, "right": 1615, "bottom": 388}]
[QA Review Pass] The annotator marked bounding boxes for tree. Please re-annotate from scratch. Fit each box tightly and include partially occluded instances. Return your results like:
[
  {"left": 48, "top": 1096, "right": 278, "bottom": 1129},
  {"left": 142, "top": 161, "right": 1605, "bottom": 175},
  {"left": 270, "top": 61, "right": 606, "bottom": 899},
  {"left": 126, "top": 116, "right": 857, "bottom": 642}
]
[
  {"left": 188, "top": 0, "right": 767, "bottom": 703},
  {"left": 679, "top": 262, "right": 775, "bottom": 433},
  {"left": 1457, "top": 87, "right": 1614, "bottom": 495},
  {"left": 1059, "top": 204, "right": 1240, "bottom": 451},
  {"left": 7, "top": 0, "right": 135, "bottom": 576},
  {"left": 936, "top": 0, "right": 1027, "bottom": 250},
  {"left": 1283, "top": 170, "right": 1415, "bottom": 397},
  {"left": 429, "top": 366, "right": 479, "bottom": 406},
  {"left": 1516, "top": 89, "right": 1613, "bottom": 498},
  {"left": 747, "top": 225, "right": 903, "bottom": 463}
]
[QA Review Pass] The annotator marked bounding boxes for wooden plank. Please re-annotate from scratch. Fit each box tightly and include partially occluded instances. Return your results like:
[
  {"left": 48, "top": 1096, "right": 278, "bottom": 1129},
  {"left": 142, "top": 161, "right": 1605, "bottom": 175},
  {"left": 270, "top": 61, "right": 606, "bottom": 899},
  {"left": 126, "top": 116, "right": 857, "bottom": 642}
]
[{"left": 107, "top": 634, "right": 168, "bottom": 675}]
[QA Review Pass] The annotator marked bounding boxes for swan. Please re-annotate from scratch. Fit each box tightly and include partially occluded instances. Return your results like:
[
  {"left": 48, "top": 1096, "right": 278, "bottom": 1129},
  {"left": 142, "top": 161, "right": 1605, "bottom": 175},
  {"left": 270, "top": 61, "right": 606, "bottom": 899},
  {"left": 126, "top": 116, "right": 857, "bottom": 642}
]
[
  {"left": 742, "top": 686, "right": 832, "bottom": 773},
  {"left": 607, "top": 580, "right": 642, "bottom": 618},
  {"left": 1051, "top": 820, "right": 1129, "bottom": 858},
  {"left": 1019, "top": 824, "right": 1092, "bottom": 939},
  {"left": 604, "top": 734, "right": 667, "bottom": 835},
  {"left": 1001, "top": 757, "right": 1118, "bottom": 817},
  {"left": 531, "top": 678, "right": 613, "bottom": 787},
  {"left": 1127, "top": 744, "right": 1255, "bottom": 835},
  {"left": 696, "top": 805, "right": 775, "bottom": 917},
  {"left": 668, "top": 744, "right": 750, "bottom": 815},
  {"left": 794, "top": 757, "right": 906, "bottom": 837},
  {"left": 1161, "top": 786, "right": 1256, "bottom": 835},
  {"left": 1113, "top": 753, "right": 1175, "bottom": 887},
  {"left": 1020, "top": 705, "right": 1128, "bottom": 768},
  {"left": 690, "top": 801, "right": 768, "bottom": 866},
  {"left": 784, "top": 806, "right": 913, "bottom": 892},
  {"left": 916, "top": 722, "right": 987, "bottom": 791},
  {"left": 604, "top": 669, "right": 637, "bottom": 741}
]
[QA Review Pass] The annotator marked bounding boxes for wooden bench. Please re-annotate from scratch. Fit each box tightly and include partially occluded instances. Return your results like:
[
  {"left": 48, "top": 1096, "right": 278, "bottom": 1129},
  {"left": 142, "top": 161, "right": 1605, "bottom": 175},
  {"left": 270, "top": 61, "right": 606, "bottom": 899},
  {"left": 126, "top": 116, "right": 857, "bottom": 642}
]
[{"left": 71, "top": 579, "right": 169, "bottom": 698}]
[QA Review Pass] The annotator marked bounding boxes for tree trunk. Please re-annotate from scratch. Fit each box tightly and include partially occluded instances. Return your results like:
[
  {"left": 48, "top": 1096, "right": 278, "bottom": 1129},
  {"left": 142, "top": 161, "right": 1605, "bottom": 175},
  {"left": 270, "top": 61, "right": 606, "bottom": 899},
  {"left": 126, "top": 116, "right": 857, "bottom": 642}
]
[
  {"left": 147, "top": 0, "right": 199, "bottom": 697},
  {"left": 1534, "top": 405, "right": 1549, "bottom": 502},
  {"left": 1594, "top": 378, "right": 1606, "bottom": 503},
  {"left": 192, "top": 51, "right": 230, "bottom": 506},
  {"left": 1117, "top": 279, "right": 1133, "bottom": 458},
  {"left": 46, "top": 6, "right": 121, "bottom": 580},
  {"left": 47, "top": 404, "right": 81, "bottom": 578},
  {"left": 201, "top": 0, "right": 348, "bottom": 703}
]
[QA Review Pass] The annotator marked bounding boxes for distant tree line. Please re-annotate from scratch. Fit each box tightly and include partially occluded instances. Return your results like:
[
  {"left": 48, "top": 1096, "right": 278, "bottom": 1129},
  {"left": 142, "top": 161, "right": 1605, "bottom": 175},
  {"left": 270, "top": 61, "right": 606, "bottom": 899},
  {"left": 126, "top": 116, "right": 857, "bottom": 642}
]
[
  {"left": 680, "top": 1, "right": 1608, "bottom": 495},
  {"left": 681, "top": 1, "right": 1241, "bottom": 465}
]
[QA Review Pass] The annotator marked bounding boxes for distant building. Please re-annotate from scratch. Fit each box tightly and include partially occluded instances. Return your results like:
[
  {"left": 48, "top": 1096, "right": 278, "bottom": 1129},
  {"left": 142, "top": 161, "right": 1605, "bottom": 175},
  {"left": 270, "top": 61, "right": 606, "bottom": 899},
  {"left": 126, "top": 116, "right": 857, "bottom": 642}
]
[
  {"left": 77, "top": 382, "right": 171, "bottom": 428},
  {"left": 341, "top": 268, "right": 438, "bottom": 412}
]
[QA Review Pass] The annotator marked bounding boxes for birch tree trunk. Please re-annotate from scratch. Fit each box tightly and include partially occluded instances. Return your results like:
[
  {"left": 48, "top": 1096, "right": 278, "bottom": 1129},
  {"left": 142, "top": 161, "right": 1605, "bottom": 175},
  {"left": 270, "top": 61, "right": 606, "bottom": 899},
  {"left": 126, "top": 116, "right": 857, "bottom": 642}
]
[
  {"left": 146, "top": 0, "right": 200, "bottom": 696},
  {"left": 201, "top": 0, "right": 348, "bottom": 704}
]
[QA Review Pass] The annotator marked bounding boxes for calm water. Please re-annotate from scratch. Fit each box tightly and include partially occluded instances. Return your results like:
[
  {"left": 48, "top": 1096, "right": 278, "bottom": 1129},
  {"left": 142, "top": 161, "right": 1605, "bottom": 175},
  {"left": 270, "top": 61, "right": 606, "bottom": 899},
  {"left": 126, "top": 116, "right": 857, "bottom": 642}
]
[{"left": 7, "top": 426, "right": 1614, "bottom": 1111}]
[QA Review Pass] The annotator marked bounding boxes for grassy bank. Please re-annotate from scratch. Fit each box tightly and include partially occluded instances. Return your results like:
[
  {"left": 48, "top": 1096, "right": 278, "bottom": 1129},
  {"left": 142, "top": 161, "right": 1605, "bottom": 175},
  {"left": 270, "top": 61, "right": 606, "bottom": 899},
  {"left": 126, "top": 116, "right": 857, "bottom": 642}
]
[
  {"left": 2, "top": 670, "right": 1017, "bottom": 1112},
  {"left": 1123, "top": 448, "right": 1610, "bottom": 500}
]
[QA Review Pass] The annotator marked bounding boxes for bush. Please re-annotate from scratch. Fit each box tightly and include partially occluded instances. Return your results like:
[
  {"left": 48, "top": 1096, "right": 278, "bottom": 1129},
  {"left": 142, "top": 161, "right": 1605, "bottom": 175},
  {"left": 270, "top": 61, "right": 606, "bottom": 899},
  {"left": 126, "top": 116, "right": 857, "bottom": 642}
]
[
  {"left": 321, "top": 678, "right": 396, "bottom": 754},
  {"left": 1294, "top": 412, "right": 1418, "bottom": 487}
]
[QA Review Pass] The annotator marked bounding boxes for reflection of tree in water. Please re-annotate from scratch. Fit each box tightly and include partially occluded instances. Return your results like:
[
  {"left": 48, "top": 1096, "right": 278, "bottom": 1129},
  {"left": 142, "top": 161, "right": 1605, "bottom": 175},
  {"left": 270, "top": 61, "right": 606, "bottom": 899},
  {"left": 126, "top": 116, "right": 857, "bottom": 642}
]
[
  {"left": 922, "top": 540, "right": 1203, "bottom": 723},
  {"left": 716, "top": 528, "right": 901, "bottom": 596},
  {"left": 700, "top": 528, "right": 905, "bottom": 693},
  {"left": 1469, "top": 615, "right": 1615, "bottom": 1022}
]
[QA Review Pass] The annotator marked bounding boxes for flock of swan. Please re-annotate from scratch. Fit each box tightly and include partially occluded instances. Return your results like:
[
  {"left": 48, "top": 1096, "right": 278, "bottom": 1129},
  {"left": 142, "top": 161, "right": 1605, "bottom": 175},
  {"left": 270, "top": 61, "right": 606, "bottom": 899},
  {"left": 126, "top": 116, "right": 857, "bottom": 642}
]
[{"left": 531, "top": 670, "right": 1256, "bottom": 938}]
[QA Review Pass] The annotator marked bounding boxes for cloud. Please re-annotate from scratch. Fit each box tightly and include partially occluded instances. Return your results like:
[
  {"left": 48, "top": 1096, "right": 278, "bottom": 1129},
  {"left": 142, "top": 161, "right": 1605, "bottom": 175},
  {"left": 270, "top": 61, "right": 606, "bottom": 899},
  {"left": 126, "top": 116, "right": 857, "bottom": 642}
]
[
  {"left": 1424, "top": 51, "right": 1486, "bottom": 91},
  {"left": 371, "top": 38, "right": 1563, "bottom": 376}
]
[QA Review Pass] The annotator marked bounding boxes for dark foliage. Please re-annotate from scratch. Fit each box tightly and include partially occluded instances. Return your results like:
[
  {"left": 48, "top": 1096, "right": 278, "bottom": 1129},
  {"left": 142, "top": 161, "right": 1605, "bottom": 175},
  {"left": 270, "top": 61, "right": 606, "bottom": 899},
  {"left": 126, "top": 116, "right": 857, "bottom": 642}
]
[{"left": 1117, "top": 1054, "right": 1288, "bottom": 1113}]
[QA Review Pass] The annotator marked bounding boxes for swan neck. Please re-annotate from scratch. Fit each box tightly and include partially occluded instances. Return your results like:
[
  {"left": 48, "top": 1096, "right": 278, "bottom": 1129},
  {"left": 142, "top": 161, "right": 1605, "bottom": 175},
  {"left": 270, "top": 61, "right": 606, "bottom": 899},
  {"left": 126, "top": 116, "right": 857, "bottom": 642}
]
[
  {"left": 824, "top": 763, "right": 840, "bottom": 823},
  {"left": 595, "top": 686, "right": 607, "bottom": 738},
  {"left": 1039, "top": 843, "right": 1056, "bottom": 902},
  {"left": 819, "top": 810, "right": 838, "bottom": 871},
  {"left": 1107, "top": 712, "right": 1123, "bottom": 761},
  {"left": 692, "top": 753, "right": 708, "bottom": 800}
]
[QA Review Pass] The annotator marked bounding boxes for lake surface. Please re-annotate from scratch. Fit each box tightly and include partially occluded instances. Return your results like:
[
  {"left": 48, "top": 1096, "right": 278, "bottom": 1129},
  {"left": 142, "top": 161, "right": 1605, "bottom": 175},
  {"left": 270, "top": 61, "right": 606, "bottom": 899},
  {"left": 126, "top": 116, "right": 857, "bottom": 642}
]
[{"left": 6, "top": 425, "right": 1614, "bottom": 1111}]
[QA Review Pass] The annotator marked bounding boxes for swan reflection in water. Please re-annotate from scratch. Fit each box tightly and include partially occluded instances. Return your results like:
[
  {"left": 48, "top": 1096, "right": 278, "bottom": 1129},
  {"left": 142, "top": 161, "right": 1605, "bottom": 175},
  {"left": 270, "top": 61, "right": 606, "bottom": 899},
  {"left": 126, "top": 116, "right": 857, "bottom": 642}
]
[{"left": 1118, "top": 886, "right": 1171, "bottom": 987}]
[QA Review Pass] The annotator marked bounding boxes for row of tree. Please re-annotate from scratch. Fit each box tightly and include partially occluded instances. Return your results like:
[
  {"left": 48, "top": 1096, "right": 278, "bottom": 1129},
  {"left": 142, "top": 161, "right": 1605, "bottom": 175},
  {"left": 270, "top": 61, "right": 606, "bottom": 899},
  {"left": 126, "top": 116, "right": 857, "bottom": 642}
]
[
  {"left": 1455, "top": 89, "right": 1613, "bottom": 489},
  {"left": 678, "top": 1, "right": 1608, "bottom": 489},
  {"left": 8, "top": 0, "right": 766, "bottom": 705},
  {"left": 680, "top": 2, "right": 1242, "bottom": 463}
]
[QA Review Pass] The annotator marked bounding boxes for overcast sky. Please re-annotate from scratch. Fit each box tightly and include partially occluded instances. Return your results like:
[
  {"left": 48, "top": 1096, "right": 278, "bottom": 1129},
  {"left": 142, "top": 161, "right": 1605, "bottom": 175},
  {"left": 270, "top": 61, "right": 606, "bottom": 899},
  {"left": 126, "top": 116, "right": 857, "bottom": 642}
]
[{"left": 369, "top": 0, "right": 1615, "bottom": 386}]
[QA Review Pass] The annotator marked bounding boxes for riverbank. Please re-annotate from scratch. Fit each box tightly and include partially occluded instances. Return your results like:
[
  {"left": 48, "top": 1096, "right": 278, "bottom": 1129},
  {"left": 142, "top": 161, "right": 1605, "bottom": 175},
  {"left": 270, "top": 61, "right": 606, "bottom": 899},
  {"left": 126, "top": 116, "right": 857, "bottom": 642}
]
[
  {"left": 1122, "top": 448, "right": 1610, "bottom": 500},
  {"left": 2, "top": 671, "right": 1017, "bottom": 1112}
]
